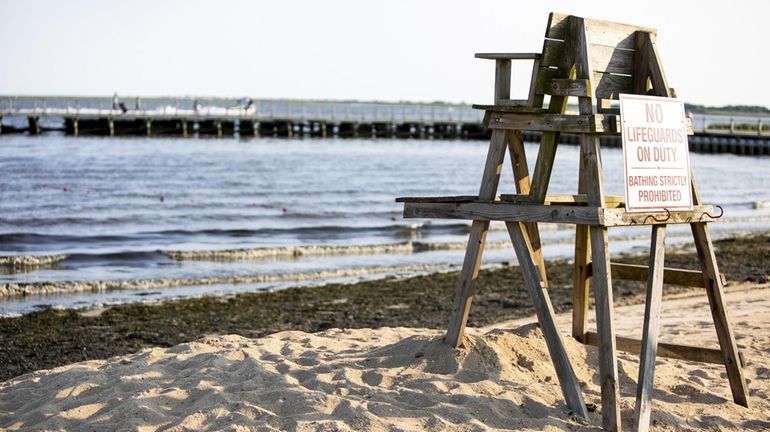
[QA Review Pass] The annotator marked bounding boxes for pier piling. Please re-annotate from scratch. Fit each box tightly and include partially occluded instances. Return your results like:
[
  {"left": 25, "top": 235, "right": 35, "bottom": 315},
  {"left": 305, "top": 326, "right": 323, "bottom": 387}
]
[{"left": 27, "top": 117, "right": 40, "bottom": 135}]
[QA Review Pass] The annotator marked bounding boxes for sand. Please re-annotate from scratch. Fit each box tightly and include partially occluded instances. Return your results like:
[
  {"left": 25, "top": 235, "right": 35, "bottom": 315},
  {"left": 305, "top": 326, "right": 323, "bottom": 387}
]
[{"left": 1, "top": 283, "right": 768, "bottom": 431}]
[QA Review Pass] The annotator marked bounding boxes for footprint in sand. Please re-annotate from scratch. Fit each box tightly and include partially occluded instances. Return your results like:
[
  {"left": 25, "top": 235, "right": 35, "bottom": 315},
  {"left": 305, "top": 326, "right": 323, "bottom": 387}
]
[{"left": 361, "top": 370, "right": 384, "bottom": 387}]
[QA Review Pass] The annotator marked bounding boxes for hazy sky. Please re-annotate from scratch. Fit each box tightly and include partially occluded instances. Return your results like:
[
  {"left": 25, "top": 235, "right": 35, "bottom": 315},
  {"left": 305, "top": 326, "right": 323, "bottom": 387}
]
[{"left": 1, "top": 0, "right": 768, "bottom": 107}]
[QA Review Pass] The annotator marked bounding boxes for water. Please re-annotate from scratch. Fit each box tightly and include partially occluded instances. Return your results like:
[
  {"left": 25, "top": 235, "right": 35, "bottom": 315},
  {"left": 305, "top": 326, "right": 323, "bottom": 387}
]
[{"left": 1, "top": 134, "right": 769, "bottom": 315}]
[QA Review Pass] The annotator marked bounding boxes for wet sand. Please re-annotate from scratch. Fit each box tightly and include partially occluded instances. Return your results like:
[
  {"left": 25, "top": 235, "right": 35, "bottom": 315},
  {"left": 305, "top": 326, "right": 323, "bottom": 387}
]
[{"left": 1, "top": 232, "right": 768, "bottom": 383}]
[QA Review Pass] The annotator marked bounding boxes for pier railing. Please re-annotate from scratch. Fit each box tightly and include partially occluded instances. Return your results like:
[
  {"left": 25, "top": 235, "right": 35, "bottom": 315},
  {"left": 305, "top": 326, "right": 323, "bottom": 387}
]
[{"left": 0, "top": 96, "right": 482, "bottom": 124}]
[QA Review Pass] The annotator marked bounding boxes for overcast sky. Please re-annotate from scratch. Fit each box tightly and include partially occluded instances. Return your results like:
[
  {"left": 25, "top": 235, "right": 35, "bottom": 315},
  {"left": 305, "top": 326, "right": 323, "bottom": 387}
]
[{"left": 1, "top": 0, "right": 767, "bottom": 107}]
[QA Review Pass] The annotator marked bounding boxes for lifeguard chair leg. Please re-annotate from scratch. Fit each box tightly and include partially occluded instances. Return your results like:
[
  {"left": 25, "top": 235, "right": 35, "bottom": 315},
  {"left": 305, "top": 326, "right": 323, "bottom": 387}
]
[
  {"left": 445, "top": 129, "right": 508, "bottom": 347},
  {"left": 508, "top": 221, "right": 589, "bottom": 419},
  {"left": 583, "top": 134, "right": 621, "bottom": 431},
  {"left": 590, "top": 226, "right": 622, "bottom": 431},
  {"left": 688, "top": 173, "right": 749, "bottom": 407},
  {"left": 691, "top": 221, "right": 750, "bottom": 407},
  {"left": 572, "top": 226, "right": 591, "bottom": 342},
  {"left": 634, "top": 225, "right": 667, "bottom": 432},
  {"left": 572, "top": 147, "right": 590, "bottom": 342},
  {"left": 446, "top": 220, "right": 491, "bottom": 347}
]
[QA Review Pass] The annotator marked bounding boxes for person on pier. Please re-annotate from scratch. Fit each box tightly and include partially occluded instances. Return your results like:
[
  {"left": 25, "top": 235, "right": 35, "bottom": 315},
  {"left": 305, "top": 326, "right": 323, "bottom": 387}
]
[{"left": 112, "top": 93, "right": 128, "bottom": 113}]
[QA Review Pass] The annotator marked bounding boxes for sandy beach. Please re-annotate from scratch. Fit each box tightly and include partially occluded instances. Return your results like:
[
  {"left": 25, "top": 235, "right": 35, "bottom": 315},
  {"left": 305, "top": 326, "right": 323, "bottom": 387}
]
[
  {"left": 1, "top": 277, "right": 769, "bottom": 431},
  {"left": 3, "top": 2, "right": 770, "bottom": 430}
]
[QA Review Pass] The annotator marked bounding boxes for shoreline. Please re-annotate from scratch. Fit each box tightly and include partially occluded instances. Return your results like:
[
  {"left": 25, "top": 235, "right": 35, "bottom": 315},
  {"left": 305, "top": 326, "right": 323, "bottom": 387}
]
[
  {"left": 1, "top": 232, "right": 768, "bottom": 383},
  {"left": 4, "top": 218, "right": 770, "bottom": 301}
]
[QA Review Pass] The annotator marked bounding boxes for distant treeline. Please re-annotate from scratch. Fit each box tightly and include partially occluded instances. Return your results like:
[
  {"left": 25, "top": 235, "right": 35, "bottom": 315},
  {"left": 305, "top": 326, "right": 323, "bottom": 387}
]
[{"left": 685, "top": 103, "right": 770, "bottom": 116}]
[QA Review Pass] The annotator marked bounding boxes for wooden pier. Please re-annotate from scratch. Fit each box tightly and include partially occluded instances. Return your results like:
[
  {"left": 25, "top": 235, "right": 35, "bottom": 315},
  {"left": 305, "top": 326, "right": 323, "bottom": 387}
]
[{"left": 1, "top": 96, "right": 768, "bottom": 155}]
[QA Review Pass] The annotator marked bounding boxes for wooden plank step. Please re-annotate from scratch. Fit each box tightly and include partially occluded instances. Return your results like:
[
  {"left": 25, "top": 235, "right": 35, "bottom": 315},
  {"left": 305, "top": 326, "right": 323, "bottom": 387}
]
[
  {"left": 402, "top": 201, "right": 602, "bottom": 225},
  {"left": 475, "top": 52, "right": 542, "bottom": 60},
  {"left": 399, "top": 200, "right": 717, "bottom": 227},
  {"left": 486, "top": 113, "right": 614, "bottom": 133},
  {"left": 599, "top": 262, "right": 727, "bottom": 288},
  {"left": 481, "top": 102, "right": 694, "bottom": 134},
  {"left": 584, "top": 332, "right": 734, "bottom": 365},
  {"left": 397, "top": 194, "right": 624, "bottom": 206},
  {"left": 395, "top": 195, "right": 482, "bottom": 203},
  {"left": 472, "top": 104, "right": 547, "bottom": 113},
  {"left": 499, "top": 193, "right": 624, "bottom": 206}
]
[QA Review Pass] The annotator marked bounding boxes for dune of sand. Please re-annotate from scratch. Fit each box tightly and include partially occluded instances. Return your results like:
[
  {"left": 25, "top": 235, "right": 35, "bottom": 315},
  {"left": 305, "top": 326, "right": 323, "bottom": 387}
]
[{"left": 1, "top": 284, "right": 769, "bottom": 431}]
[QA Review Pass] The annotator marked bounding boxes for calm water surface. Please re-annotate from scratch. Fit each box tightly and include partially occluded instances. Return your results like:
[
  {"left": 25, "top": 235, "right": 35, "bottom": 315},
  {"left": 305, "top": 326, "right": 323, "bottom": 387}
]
[{"left": 1, "top": 135, "right": 768, "bottom": 315}]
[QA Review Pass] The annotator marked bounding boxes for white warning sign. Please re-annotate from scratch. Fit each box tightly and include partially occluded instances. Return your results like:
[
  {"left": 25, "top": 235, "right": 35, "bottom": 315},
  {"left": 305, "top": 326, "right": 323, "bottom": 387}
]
[{"left": 620, "top": 94, "right": 693, "bottom": 212}]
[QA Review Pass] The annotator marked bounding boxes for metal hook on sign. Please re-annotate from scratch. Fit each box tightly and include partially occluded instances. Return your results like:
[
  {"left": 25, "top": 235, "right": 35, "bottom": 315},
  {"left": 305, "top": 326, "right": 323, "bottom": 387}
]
[
  {"left": 700, "top": 205, "right": 724, "bottom": 221},
  {"left": 643, "top": 208, "right": 671, "bottom": 224}
]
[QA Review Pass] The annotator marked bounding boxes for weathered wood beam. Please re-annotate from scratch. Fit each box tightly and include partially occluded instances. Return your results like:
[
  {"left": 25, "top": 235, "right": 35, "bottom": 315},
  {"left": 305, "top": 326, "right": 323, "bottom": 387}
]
[
  {"left": 644, "top": 33, "right": 671, "bottom": 98},
  {"left": 400, "top": 201, "right": 717, "bottom": 227},
  {"left": 507, "top": 129, "right": 548, "bottom": 284},
  {"left": 584, "top": 332, "right": 726, "bottom": 365},
  {"left": 445, "top": 129, "right": 508, "bottom": 348},
  {"left": 589, "top": 44, "right": 635, "bottom": 75},
  {"left": 634, "top": 224, "right": 666, "bottom": 432},
  {"left": 573, "top": 224, "right": 591, "bottom": 342},
  {"left": 528, "top": 20, "right": 577, "bottom": 205},
  {"left": 478, "top": 109, "right": 693, "bottom": 135},
  {"left": 487, "top": 113, "right": 608, "bottom": 133},
  {"left": 499, "top": 193, "right": 624, "bottom": 206},
  {"left": 600, "top": 206, "right": 717, "bottom": 226},
  {"left": 396, "top": 193, "right": 624, "bottom": 205},
  {"left": 395, "top": 195, "right": 481, "bottom": 203},
  {"left": 574, "top": 16, "right": 596, "bottom": 115},
  {"left": 527, "top": 57, "right": 543, "bottom": 106},
  {"left": 494, "top": 59, "right": 512, "bottom": 104},
  {"left": 402, "top": 201, "right": 602, "bottom": 225},
  {"left": 472, "top": 104, "right": 546, "bottom": 113},
  {"left": 508, "top": 221, "right": 589, "bottom": 419},
  {"left": 581, "top": 125, "right": 621, "bottom": 431},
  {"left": 583, "top": 18, "right": 656, "bottom": 49},
  {"left": 475, "top": 52, "right": 542, "bottom": 60},
  {"left": 600, "top": 262, "right": 726, "bottom": 288},
  {"left": 547, "top": 79, "right": 591, "bottom": 97},
  {"left": 691, "top": 220, "right": 751, "bottom": 407},
  {"left": 633, "top": 31, "right": 652, "bottom": 95},
  {"left": 572, "top": 144, "right": 591, "bottom": 343}
]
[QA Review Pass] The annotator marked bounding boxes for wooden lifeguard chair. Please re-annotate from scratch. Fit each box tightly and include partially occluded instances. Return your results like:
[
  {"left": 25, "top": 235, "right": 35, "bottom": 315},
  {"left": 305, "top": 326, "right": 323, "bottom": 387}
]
[{"left": 397, "top": 13, "right": 749, "bottom": 431}]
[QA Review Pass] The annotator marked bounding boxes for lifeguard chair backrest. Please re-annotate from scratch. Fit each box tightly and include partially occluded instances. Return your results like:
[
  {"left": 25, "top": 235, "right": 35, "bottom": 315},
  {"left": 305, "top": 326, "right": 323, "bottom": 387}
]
[{"left": 530, "top": 13, "right": 660, "bottom": 109}]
